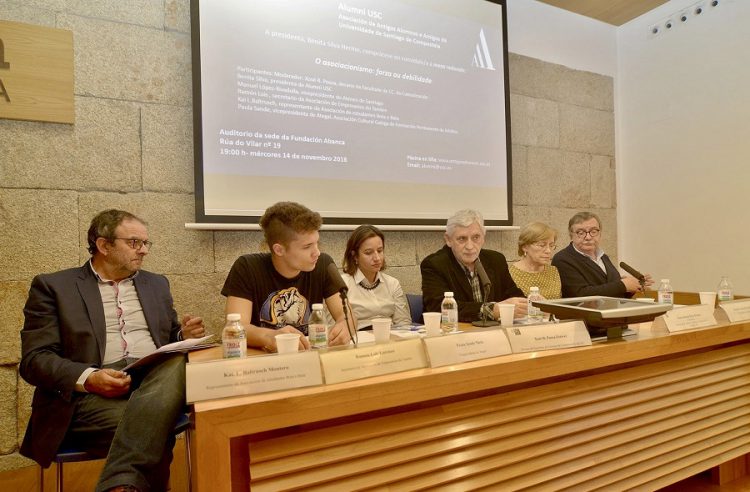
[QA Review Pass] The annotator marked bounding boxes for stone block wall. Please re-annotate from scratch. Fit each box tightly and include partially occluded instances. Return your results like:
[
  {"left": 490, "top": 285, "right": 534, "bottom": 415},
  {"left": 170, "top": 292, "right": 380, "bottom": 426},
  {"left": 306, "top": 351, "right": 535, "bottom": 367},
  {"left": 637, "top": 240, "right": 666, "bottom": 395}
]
[{"left": 0, "top": 1, "right": 615, "bottom": 472}]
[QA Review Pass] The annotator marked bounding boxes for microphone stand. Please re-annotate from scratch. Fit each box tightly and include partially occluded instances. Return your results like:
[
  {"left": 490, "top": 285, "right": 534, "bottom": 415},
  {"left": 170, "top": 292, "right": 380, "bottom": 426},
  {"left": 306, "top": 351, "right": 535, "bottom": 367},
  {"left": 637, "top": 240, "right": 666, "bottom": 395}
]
[
  {"left": 340, "top": 290, "right": 357, "bottom": 345},
  {"left": 472, "top": 281, "right": 500, "bottom": 327}
]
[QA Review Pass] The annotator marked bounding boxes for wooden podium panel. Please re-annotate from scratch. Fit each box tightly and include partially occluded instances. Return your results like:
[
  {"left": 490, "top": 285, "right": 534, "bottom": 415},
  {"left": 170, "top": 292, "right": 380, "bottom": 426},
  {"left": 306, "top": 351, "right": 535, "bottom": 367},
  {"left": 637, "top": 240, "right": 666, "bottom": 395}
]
[
  {"left": 246, "top": 345, "right": 750, "bottom": 490},
  {"left": 190, "top": 319, "right": 750, "bottom": 491}
]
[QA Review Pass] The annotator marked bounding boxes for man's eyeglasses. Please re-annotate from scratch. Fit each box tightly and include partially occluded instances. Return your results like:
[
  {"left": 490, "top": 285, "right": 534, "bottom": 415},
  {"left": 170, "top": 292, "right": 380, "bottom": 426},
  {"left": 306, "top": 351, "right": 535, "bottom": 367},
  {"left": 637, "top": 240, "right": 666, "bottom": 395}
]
[
  {"left": 573, "top": 228, "right": 600, "bottom": 239},
  {"left": 532, "top": 242, "right": 557, "bottom": 251},
  {"left": 114, "top": 238, "right": 153, "bottom": 250}
]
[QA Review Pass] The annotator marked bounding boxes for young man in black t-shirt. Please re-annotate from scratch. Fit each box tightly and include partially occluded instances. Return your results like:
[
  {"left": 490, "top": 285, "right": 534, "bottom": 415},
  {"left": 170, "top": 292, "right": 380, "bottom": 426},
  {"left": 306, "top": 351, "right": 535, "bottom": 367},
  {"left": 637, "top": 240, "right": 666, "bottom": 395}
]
[{"left": 222, "top": 202, "right": 354, "bottom": 352}]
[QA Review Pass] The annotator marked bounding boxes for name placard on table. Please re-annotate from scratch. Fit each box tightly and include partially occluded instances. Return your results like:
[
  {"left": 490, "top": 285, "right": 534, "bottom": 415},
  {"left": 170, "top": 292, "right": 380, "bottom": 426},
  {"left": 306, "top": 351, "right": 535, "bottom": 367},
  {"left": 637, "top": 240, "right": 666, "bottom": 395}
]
[
  {"left": 505, "top": 321, "right": 591, "bottom": 353},
  {"left": 186, "top": 351, "right": 322, "bottom": 403},
  {"left": 422, "top": 329, "right": 512, "bottom": 368},
  {"left": 718, "top": 299, "right": 750, "bottom": 323},
  {"left": 652, "top": 304, "right": 717, "bottom": 333},
  {"left": 319, "top": 338, "right": 427, "bottom": 384}
]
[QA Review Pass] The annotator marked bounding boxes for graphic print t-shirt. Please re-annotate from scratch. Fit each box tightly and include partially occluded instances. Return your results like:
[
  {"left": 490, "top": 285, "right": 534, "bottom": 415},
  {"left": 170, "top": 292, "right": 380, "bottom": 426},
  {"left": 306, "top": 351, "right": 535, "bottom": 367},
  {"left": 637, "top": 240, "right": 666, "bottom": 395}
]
[{"left": 221, "top": 252, "right": 338, "bottom": 335}]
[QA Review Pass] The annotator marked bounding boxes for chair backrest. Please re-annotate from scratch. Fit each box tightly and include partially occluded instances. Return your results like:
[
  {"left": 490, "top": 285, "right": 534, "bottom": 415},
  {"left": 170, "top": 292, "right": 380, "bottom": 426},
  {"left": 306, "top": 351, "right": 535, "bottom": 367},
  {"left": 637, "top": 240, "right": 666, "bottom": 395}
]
[{"left": 406, "top": 293, "right": 423, "bottom": 324}]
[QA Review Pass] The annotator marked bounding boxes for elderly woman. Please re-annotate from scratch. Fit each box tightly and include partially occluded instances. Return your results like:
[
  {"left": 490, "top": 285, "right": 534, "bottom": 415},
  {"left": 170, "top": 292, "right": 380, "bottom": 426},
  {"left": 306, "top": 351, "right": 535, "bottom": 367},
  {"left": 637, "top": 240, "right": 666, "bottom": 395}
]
[
  {"left": 509, "top": 222, "right": 562, "bottom": 299},
  {"left": 342, "top": 225, "right": 411, "bottom": 329}
]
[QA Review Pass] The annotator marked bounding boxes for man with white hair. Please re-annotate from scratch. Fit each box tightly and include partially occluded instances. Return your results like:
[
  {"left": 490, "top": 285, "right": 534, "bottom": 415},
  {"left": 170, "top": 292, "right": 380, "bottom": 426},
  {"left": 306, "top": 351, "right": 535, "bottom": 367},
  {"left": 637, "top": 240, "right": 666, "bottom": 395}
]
[{"left": 421, "top": 209, "right": 528, "bottom": 322}]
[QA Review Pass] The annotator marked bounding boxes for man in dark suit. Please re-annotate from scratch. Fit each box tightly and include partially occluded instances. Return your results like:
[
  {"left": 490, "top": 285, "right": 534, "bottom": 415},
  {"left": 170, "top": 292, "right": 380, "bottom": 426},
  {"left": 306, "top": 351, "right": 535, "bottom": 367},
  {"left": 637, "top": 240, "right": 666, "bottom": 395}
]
[
  {"left": 552, "top": 211, "right": 653, "bottom": 298},
  {"left": 421, "top": 209, "right": 527, "bottom": 322},
  {"left": 20, "top": 209, "right": 205, "bottom": 492}
]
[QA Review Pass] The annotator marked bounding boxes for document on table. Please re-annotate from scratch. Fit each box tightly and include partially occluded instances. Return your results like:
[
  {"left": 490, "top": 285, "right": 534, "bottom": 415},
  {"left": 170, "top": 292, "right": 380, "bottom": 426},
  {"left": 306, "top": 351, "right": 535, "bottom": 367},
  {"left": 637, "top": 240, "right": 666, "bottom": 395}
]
[{"left": 124, "top": 335, "right": 217, "bottom": 371}]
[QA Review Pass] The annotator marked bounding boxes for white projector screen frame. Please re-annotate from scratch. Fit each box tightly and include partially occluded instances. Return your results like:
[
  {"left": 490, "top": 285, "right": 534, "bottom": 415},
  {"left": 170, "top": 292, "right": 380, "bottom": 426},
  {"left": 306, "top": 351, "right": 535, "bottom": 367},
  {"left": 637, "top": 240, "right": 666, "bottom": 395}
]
[{"left": 191, "top": 0, "right": 512, "bottom": 226}]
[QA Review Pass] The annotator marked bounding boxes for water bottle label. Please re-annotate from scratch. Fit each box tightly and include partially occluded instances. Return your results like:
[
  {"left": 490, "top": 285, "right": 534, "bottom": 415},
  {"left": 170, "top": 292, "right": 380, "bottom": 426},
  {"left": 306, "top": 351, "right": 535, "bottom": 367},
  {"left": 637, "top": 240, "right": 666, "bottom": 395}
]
[
  {"left": 718, "top": 289, "right": 733, "bottom": 301},
  {"left": 441, "top": 309, "right": 458, "bottom": 333},
  {"left": 658, "top": 292, "right": 673, "bottom": 304},
  {"left": 223, "top": 339, "right": 246, "bottom": 358},
  {"left": 308, "top": 323, "right": 327, "bottom": 347}
]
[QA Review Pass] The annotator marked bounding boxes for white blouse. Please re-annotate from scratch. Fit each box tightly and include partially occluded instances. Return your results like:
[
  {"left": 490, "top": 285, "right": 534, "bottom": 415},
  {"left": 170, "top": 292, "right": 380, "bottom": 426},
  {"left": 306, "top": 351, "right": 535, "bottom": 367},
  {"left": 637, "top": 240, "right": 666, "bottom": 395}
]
[{"left": 343, "top": 269, "right": 412, "bottom": 330}]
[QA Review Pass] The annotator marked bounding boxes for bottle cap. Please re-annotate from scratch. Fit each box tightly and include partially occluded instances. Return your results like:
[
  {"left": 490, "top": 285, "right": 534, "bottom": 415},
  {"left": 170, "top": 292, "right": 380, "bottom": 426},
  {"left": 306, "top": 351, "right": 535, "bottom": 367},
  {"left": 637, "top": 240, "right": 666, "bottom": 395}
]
[
  {"left": 661, "top": 279, "right": 669, "bottom": 283},
  {"left": 444, "top": 291, "right": 454, "bottom": 297},
  {"left": 226, "top": 313, "right": 241, "bottom": 321},
  {"left": 312, "top": 303, "right": 324, "bottom": 310}
]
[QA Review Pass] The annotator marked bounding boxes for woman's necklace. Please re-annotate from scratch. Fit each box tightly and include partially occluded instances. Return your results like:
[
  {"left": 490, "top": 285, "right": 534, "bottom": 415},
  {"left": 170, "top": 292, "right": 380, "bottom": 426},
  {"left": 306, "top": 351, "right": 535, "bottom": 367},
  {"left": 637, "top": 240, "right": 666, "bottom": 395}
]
[{"left": 359, "top": 278, "right": 381, "bottom": 290}]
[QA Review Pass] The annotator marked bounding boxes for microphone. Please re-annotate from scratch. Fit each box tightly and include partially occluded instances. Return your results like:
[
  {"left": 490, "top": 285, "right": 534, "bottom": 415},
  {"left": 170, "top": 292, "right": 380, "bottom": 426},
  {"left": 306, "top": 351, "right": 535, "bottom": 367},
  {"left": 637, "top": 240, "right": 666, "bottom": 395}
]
[
  {"left": 475, "top": 258, "right": 492, "bottom": 290},
  {"left": 326, "top": 262, "right": 356, "bottom": 344},
  {"left": 472, "top": 259, "right": 499, "bottom": 327},
  {"left": 619, "top": 261, "right": 645, "bottom": 281},
  {"left": 620, "top": 261, "right": 646, "bottom": 292},
  {"left": 326, "top": 262, "right": 348, "bottom": 295}
]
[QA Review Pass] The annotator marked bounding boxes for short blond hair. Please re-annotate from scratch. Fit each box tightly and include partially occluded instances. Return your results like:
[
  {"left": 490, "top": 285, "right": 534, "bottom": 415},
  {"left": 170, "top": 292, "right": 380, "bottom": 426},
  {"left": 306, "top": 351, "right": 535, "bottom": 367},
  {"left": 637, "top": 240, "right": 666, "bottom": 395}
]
[{"left": 518, "top": 222, "right": 557, "bottom": 257}]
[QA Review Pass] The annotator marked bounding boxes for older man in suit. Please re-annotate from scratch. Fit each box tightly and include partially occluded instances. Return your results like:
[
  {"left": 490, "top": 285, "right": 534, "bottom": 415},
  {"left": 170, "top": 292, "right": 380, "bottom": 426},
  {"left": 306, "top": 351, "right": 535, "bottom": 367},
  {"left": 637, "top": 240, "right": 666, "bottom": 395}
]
[
  {"left": 552, "top": 211, "right": 653, "bottom": 298},
  {"left": 20, "top": 209, "right": 205, "bottom": 492},
  {"left": 421, "top": 209, "right": 527, "bottom": 322}
]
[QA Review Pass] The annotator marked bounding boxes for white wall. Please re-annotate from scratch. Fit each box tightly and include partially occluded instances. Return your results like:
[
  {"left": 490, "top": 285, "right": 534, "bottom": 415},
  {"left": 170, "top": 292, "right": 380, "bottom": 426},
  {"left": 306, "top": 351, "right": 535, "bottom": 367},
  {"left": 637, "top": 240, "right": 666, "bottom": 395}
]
[
  {"left": 506, "top": 0, "right": 617, "bottom": 77},
  {"left": 617, "top": 0, "right": 750, "bottom": 294}
]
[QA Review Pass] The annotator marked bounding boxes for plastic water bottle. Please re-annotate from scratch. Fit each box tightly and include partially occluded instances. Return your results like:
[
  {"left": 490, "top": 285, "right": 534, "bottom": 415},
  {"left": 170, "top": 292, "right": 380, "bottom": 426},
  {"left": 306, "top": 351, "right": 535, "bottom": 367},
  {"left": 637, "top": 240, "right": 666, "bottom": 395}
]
[
  {"left": 222, "top": 313, "right": 246, "bottom": 358},
  {"left": 527, "top": 286, "right": 544, "bottom": 322},
  {"left": 717, "top": 276, "right": 734, "bottom": 302},
  {"left": 440, "top": 292, "right": 458, "bottom": 334},
  {"left": 657, "top": 279, "right": 674, "bottom": 305},
  {"left": 308, "top": 303, "right": 328, "bottom": 348}
]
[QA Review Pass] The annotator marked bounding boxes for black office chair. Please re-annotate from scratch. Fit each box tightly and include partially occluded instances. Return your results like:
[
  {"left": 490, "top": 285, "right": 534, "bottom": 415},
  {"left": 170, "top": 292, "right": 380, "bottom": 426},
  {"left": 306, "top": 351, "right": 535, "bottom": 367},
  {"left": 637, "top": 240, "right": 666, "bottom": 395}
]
[
  {"left": 406, "top": 293, "right": 424, "bottom": 324},
  {"left": 41, "top": 413, "right": 192, "bottom": 492}
]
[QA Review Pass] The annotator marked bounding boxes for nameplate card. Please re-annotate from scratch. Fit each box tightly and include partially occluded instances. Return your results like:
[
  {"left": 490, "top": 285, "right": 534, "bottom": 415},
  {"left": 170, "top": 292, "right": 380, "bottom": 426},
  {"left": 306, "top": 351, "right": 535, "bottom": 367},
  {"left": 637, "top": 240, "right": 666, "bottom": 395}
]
[
  {"left": 652, "top": 304, "right": 717, "bottom": 333},
  {"left": 718, "top": 299, "right": 750, "bottom": 323},
  {"left": 185, "top": 351, "right": 322, "bottom": 403},
  {"left": 422, "top": 329, "right": 511, "bottom": 368},
  {"left": 319, "top": 338, "right": 427, "bottom": 385},
  {"left": 505, "top": 321, "right": 591, "bottom": 353}
]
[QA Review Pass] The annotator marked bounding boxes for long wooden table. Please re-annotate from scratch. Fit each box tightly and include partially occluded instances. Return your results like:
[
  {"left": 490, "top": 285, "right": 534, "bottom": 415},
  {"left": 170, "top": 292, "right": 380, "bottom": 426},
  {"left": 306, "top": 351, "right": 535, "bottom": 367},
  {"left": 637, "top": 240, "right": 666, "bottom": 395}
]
[{"left": 188, "top": 311, "right": 750, "bottom": 491}]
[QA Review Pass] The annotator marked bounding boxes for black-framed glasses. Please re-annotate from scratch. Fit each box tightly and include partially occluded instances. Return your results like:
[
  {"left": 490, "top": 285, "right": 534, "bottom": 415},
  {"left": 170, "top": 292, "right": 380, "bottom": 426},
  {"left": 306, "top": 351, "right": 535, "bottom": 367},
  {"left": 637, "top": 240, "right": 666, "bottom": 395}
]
[
  {"left": 113, "top": 238, "right": 153, "bottom": 250},
  {"left": 574, "top": 228, "right": 600, "bottom": 239}
]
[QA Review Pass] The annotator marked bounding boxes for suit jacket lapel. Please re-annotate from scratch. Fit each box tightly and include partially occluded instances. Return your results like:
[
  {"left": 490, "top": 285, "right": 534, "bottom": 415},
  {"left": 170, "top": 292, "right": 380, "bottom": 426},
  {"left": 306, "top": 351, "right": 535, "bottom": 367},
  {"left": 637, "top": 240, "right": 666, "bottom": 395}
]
[
  {"left": 134, "top": 273, "right": 161, "bottom": 347},
  {"left": 479, "top": 252, "right": 496, "bottom": 300},
  {"left": 571, "top": 245, "right": 608, "bottom": 281},
  {"left": 77, "top": 265, "right": 107, "bottom": 364}
]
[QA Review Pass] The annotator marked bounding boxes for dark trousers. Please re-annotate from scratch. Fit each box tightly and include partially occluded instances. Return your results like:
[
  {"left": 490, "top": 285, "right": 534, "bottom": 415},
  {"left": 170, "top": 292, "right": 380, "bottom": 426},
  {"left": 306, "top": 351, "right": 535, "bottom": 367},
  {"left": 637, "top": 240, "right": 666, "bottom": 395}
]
[{"left": 64, "top": 353, "right": 186, "bottom": 492}]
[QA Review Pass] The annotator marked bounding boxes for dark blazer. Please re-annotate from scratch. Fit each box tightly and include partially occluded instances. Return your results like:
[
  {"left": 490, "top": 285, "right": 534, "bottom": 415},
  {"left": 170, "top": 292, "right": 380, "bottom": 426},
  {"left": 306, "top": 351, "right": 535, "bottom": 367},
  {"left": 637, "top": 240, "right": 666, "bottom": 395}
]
[
  {"left": 421, "top": 245, "right": 524, "bottom": 322},
  {"left": 19, "top": 263, "right": 181, "bottom": 467},
  {"left": 552, "top": 243, "right": 630, "bottom": 298}
]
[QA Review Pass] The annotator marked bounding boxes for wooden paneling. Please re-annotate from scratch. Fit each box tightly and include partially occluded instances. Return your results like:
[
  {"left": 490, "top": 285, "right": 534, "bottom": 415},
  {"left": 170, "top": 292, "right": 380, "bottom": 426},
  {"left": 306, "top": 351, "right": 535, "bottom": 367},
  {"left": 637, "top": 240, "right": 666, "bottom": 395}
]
[
  {"left": 537, "top": 0, "right": 669, "bottom": 26},
  {"left": 245, "top": 345, "right": 750, "bottom": 490},
  {"left": 190, "top": 319, "right": 750, "bottom": 491},
  {"left": 0, "top": 20, "right": 74, "bottom": 124}
]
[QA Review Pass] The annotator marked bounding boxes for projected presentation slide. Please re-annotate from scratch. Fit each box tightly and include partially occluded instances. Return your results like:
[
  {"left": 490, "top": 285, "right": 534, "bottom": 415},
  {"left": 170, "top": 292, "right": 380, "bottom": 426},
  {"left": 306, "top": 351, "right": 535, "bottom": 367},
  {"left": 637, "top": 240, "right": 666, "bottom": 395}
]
[{"left": 195, "top": 0, "right": 510, "bottom": 223}]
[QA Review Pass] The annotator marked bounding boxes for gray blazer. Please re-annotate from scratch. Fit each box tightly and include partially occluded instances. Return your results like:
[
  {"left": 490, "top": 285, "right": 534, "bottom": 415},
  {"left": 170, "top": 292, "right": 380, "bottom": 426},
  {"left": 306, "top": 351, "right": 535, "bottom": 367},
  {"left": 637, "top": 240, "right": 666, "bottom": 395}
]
[{"left": 19, "top": 263, "right": 181, "bottom": 467}]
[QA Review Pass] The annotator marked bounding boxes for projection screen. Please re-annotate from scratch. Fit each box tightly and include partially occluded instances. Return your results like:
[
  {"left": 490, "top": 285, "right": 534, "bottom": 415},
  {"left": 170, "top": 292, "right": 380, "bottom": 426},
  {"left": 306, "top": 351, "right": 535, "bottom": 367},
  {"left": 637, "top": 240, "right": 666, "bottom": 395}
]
[{"left": 191, "top": 0, "right": 512, "bottom": 226}]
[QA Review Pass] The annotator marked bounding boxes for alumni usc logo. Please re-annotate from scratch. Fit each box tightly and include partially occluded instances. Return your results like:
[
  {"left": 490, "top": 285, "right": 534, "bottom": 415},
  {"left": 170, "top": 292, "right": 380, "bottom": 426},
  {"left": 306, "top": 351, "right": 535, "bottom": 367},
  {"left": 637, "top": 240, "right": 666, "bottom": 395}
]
[{"left": 471, "top": 28, "right": 495, "bottom": 71}]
